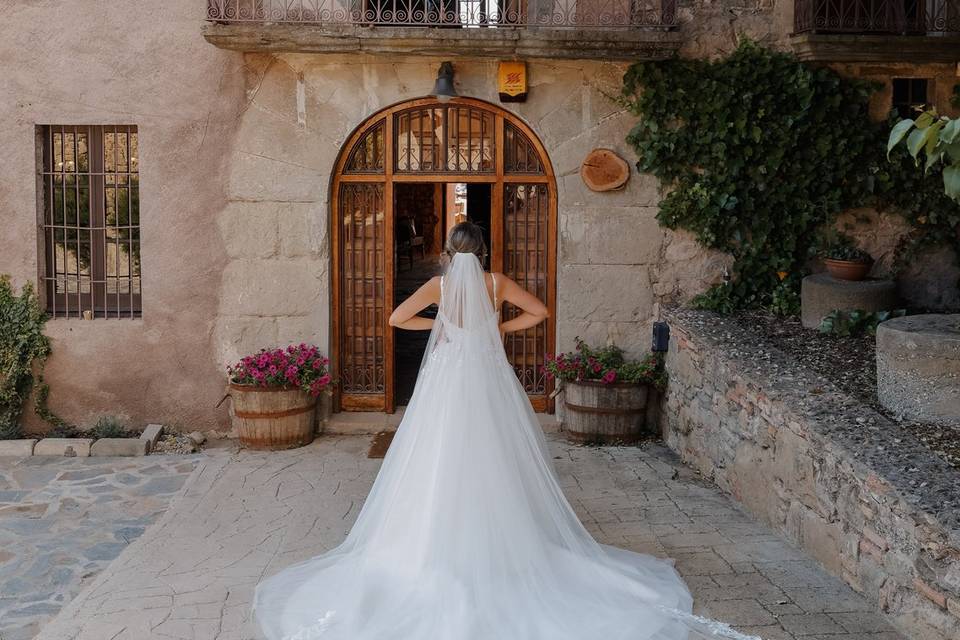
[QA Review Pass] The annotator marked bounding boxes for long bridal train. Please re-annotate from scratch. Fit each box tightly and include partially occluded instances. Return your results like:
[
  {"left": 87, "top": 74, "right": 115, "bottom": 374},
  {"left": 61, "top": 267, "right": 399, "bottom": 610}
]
[{"left": 254, "top": 252, "right": 761, "bottom": 640}]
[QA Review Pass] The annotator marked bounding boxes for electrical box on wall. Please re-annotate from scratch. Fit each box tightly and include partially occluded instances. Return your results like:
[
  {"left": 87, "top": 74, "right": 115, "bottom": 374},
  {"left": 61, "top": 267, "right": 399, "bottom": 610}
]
[{"left": 652, "top": 322, "right": 670, "bottom": 352}]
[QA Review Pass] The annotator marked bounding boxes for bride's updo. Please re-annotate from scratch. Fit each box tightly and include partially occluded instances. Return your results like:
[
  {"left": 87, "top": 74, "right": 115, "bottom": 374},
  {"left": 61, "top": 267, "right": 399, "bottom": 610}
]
[{"left": 443, "top": 221, "right": 487, "bottom": 262}]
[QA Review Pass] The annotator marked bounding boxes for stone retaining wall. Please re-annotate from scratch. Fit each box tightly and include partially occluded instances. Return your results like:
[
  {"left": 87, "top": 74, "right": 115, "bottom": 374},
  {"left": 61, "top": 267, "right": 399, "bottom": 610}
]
[{"left": 659, "top": 308, "right": 960, "bottom": 640}]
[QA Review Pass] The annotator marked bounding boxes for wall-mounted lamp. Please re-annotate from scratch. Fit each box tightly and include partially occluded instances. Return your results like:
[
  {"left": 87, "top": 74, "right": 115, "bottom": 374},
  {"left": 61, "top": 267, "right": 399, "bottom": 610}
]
[{"left": 431, "top": 61, "right": 458, "bottom": 103}]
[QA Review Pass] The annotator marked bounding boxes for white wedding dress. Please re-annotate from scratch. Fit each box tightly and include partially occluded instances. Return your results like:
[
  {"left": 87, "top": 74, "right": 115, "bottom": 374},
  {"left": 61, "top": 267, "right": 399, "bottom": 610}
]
[{"left": 254, "top": 252, "right": 760, "bottom": 640}]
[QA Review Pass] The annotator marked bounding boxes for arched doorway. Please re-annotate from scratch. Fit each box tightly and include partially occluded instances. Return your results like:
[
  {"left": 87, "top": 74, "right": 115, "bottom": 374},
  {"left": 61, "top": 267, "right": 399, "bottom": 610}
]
[{"left": 331, "top": 97, "right": 556, "bottom": 413}]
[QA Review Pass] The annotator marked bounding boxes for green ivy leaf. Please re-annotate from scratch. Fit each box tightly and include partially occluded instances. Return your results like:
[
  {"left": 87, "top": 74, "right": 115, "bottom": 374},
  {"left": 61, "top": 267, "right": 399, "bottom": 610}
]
[
  {"left": 906, "top": 128, "right": 929, "bottom": 159},
  {"left": 944, "top": 165, "right": 960, "bottom": 201},
  {"left": 915, "top": 111, "right": 936, "bottom": 129},
  {"left": 941, "top": 117, "right": 960, "bottom": 145},
  {"left": 887, "top": 118, "right": 914, "bottom": 158}
]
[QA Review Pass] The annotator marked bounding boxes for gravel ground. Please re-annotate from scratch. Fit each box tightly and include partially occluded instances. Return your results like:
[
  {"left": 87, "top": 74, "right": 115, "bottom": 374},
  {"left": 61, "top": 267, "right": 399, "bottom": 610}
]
[{"left": 739, "top": 311, "right": 960, "bottom": 469}]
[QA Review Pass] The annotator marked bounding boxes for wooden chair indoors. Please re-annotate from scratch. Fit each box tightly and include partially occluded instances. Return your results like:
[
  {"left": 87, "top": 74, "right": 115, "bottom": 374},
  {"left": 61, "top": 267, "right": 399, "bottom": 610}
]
[{"left": 397, "top": 216, "right": 426, "bottom": 270}]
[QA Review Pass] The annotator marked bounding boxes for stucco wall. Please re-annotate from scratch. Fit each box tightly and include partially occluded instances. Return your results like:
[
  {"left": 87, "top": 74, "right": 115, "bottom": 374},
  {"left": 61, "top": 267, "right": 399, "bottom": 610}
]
[{"left": 0, "top": 0, "right": 245, "bottom": 430}]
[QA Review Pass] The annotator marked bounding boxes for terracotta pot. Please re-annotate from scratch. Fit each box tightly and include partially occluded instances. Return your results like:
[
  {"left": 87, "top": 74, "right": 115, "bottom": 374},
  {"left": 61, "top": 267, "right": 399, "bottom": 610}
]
[
  {"left": 824, "top": 258, "right": 872, "bottom": 282},
  {"left": 561, "top": 380, "right": 649, "bottom": 444},
  {"left": 228, "top": 384, "right": 316, "bottom": 450}
]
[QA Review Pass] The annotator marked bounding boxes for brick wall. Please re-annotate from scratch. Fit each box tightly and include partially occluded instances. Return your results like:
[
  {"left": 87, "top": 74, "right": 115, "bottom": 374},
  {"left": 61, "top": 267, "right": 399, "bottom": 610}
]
[{"left": 659, "top": 308, "right": 960, "bottom": 640}]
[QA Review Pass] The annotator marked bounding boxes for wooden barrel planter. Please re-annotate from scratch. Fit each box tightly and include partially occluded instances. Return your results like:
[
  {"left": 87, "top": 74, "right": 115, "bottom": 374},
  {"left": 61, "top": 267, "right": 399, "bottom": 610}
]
[
  {"left": 561, "top": 380, "right": 649, "bottom": 444},
  {"left": 228, "top": 384, "right": 316, "bottom": 450}
]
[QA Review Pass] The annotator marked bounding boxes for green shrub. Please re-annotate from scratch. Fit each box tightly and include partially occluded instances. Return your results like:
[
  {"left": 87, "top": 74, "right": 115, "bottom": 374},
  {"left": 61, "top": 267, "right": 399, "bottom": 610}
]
[
  {"left": 0, "top": 277, "right": 53, "bottom": 439},
  {"left": 90, "top": 416, "right": 130, "bottom": 439},
  {"left": 818, "top": 308, "right": 906, "bottom": 336}
]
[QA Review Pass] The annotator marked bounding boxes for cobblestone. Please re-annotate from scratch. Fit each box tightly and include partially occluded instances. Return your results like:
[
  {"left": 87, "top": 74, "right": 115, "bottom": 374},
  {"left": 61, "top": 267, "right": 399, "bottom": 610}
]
[
  {"left": 0, "top": 455, "right": 199, "bottom": 639},
  {"left": 27, "top": 435, "right": 903, "bottom": 640}
]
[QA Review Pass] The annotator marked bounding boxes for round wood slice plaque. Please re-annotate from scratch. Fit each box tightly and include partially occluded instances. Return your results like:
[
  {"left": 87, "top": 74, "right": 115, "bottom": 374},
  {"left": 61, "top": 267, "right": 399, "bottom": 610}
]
[{"left": 580, "top": 149, "right": 630, "bottom": 192}]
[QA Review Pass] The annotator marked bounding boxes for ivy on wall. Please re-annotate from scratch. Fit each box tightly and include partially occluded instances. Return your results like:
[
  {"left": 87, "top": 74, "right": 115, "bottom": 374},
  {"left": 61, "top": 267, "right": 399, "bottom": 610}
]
[
  {"left": 0, "top": 277, "right": 57, "bottom": 439},
  {"left": 621, "top": 39, "right": 960, "bottom": 313}
]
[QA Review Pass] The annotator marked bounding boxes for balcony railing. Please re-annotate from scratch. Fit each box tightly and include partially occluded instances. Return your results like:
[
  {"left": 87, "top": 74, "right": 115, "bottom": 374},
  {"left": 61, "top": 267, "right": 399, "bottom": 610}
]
[
  {"left": 794, "top": 0, "right": 959, "bottom": 34},
  {"left": 205, "top": 0, "right": 678, "bottom": 28}
]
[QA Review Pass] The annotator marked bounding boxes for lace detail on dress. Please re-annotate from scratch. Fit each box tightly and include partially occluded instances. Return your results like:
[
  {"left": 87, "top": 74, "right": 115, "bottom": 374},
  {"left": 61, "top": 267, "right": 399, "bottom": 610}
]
[
  {"left": 282, "top": 611, "right": 336, "bottom": 640},
  {"left": 656, "top": 606, "right": 763, "bottom": 640}
]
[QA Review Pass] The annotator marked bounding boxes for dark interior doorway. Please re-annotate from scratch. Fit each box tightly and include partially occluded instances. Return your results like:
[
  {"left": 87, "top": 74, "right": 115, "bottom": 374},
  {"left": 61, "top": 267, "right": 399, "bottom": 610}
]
[
  {"left": 392, "top": 181, "right": 493, "bottom": 405},
  {"left": 467, "top": 183, "right": 492, "bottom": 269},
  {"left": 394, "top": 183, "right": 441, "bottom": 405}
]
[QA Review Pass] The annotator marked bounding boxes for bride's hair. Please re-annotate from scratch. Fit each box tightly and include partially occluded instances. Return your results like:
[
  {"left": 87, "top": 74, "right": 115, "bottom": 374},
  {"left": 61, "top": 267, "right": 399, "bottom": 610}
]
[{"left": 443, "top": 221, "right": 487, "bottom": 263}]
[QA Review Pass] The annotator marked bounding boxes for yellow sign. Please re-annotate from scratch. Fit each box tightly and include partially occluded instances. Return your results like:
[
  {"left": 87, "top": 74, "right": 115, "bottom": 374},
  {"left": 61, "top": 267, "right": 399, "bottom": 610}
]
[{"left": 498, "top": 61, "right": 527, "bottom": 103}]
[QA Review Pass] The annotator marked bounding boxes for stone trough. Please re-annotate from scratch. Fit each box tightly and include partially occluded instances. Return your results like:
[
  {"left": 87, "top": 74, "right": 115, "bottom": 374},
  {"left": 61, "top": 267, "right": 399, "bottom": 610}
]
[
  {"left": 876, "top": 314, "right": 960, "bottom": 426},
  {"left": 800, "top": 273, "right": 898, "bottom": 329}
]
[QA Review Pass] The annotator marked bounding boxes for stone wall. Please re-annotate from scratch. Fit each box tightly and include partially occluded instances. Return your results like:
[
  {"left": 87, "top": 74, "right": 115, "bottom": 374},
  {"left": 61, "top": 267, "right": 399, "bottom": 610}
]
[{"left": 660, "top": 308, "right": 960, "bottom": 640}]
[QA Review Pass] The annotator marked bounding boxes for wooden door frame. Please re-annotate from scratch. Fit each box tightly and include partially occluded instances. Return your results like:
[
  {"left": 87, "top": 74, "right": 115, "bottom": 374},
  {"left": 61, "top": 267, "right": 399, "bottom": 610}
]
[{"left": 331, "top": 96, "right": 557, "bottom": 413}]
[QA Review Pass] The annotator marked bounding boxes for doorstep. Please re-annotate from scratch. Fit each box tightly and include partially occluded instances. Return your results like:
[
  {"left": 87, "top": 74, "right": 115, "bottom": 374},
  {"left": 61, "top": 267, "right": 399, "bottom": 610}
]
[{"left": 324, "top": 410, "right": 560, "bottom": 435}]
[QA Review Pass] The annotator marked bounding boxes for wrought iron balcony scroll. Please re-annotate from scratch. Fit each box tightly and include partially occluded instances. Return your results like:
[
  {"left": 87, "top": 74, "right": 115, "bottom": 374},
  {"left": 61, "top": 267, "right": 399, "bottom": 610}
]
[
  {"left": 206, "top": 0, "right": 678, "bottom": 28},
  {"left": 794, "top": 0, "right": 959, "bottom": 34}
]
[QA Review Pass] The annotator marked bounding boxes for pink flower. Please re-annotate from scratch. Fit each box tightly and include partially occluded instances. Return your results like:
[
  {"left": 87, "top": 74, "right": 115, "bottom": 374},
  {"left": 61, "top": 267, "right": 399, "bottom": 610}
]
[
  {"left": 268, "top": 365, "right": 279, "bottom": 375},
  {"left": 592, "top": 363, "right": 602, "bottom": 373},
  {"left": 602, "top": 370, "right": 617, "bottom": 384},
  {"left": 318, "top": 374, "right": 331, "bottom": 386}
]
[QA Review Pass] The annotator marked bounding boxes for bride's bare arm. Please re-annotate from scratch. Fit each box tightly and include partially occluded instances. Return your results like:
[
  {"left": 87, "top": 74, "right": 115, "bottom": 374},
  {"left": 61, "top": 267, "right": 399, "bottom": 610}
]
[
  {"left": 388, "top": 276, "right": 441, "bottom": 330},
  {"left": 496, "top": 274, "right": 549, "bottom": 335}
]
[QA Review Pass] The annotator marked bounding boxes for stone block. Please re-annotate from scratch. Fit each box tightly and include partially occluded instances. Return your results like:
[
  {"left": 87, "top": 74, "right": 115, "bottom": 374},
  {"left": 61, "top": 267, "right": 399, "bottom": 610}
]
[
  {"left": 227, "top": 151, "right": 326, "bottom": 203},
  {"left": 219, "top": 259, "right": 323, "bottom": 317},
  {"left": 34, "top": 438, "right": 93, "bottom": 457},
  {"left": 800, "top": 273, "right": 898, "bottom": 329},
  {"left": 91, "top": 438, "right": 150, "bottom": 457},
  {"left": 0, "top": 439, "right": 37, "bottom": 456},
  {"left": 876, "top": 314, "right": 960, "bottom": 425},
  {"left": 217, "top": 201, "right": 280, "bottom": 259},
  {"left": 279, "top": 202, "right": 327, "bottom": 258},
  {"left": 560, "top": 207, "right": 663, "bottom": 266},
  {"left": 558, "top": 264, "right": 653, "bottom": 323},
  {"left": 141, "top": 424, "right": 164, "bottom": 451}
]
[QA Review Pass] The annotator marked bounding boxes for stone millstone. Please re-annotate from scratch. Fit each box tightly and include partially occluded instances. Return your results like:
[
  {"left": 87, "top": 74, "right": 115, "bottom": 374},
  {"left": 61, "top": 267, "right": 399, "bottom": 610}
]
[
  {"left": 800, "top": 273, "right": 898, "bottom": 329},
  {"left": 876, "top": 314, "right": 960, "bottom": 425},
  {"left": 580, "top": 149, "right": 630, "bottom": 192}
]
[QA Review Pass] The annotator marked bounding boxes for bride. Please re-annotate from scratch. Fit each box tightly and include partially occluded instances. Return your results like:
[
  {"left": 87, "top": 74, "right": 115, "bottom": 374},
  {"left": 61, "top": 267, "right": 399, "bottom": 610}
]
[{"left": 253, "top": 222, "right": 760, "bottom": 640}]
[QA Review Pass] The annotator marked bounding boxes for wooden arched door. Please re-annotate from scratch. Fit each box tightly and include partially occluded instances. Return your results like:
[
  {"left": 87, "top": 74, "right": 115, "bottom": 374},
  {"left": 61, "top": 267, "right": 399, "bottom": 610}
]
[{"left": 331, "top": 97, "right": 556, "bottom": 413}]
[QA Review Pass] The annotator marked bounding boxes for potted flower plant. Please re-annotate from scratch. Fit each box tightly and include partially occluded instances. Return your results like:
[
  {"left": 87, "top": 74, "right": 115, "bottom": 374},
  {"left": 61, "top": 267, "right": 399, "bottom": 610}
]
[
  {"left": 544, "top": 338, "right": 666, "bottom": 444},
  {"left": 225, "top": 344, "right": 333, "bottom": 450},
  {"left": 821, "top": 233, "right": 873, "bottom": 281}
]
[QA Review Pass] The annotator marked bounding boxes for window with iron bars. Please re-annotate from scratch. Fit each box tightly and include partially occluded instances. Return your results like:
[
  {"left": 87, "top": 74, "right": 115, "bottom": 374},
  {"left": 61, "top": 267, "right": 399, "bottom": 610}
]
[
  {"left": 37, "top": 125, "right": 141, "bottom": 318},
  {"left": 891, "top": 78, "right": 930, "bottom": 120}
]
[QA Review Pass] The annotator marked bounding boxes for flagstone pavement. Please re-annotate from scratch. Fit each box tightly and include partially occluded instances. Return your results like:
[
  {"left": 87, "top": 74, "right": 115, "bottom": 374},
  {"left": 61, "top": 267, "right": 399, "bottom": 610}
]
[{"left": 7, "top": 434, "right": 903, "bottom": 640}]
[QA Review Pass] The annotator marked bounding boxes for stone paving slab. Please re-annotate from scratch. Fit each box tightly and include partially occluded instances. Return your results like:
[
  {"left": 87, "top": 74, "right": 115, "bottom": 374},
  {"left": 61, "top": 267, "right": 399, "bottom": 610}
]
[
  {"left": 0, "top": 455, "right": 200, "bottom": 640},
  {"left": 28, "top": 436, "right": 905, "bottom": 640}
]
